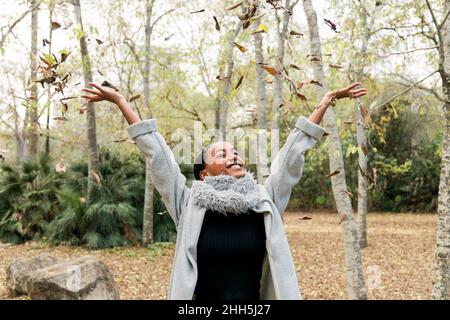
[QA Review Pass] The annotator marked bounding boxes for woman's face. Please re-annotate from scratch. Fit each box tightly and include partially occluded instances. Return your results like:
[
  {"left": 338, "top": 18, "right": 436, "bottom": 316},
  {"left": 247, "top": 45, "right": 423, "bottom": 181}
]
[{"left": 200, "top": 142, "right": 246, "bottom": 180}]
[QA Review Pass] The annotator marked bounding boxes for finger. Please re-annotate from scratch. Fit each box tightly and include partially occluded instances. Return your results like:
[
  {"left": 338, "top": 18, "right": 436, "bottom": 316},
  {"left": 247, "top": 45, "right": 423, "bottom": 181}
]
[
  {"left": 353, "top": 92, "right": 368, "bottom": 98},
  {"left": 81, "top": 95, "right": 99, "bottom": 102},
  {"left": 350, "top": 88, "right": 368, "bottom": 94},
  {"left": 346, "top": 82, "right": 362, "bottom": 91},
  {"left": 82, "top": 88, "right": 101, "bottom": 95},
  {"left": 88, "top": 82, "right": 104, "bottom": 92}
]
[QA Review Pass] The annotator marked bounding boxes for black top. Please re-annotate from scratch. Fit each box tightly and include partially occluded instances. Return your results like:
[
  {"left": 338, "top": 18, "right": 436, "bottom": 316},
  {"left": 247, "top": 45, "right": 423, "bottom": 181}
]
[{"left": 194, "top": 209, "right": 266, "bottom": 301}]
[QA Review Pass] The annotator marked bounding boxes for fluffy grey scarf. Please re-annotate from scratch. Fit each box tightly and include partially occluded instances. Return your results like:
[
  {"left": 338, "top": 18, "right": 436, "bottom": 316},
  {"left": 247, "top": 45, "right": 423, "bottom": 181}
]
[{"left": 191, "top": 172, "right": 260, "bottom": 215}]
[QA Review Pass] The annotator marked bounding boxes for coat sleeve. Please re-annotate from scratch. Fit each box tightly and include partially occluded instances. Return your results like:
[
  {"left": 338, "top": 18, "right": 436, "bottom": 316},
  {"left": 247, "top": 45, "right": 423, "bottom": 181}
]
[
  {"left": 264, "top": 116, "right": 325, "bottom": 215},
  {"left": 127, "top": 119, "right": 189, "bottom": 227}
]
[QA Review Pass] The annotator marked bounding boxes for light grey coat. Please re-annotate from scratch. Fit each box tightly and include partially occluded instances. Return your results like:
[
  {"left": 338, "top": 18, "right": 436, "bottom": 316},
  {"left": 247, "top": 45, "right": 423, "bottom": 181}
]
[{"left": 126, "top": 116, "right": 325, "bottom": 300}]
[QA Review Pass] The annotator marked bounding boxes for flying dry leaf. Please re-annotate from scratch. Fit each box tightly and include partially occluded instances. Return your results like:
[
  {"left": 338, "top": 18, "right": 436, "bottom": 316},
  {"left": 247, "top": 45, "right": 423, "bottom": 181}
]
[
  {"left": 329, "top": 64, "right": 343, "bottom": 69},
  {"left": 79, "top": 103, "right": 88, "bottom": 114},
  {"left": 129, "top": 94, "right": 142, "bottom": 103},
  {"left": 290, "top": 30, "right": 303, "bottom": 37},
  {"left": 360, "top": 105, "right": 371, "bottom": 125},
  {"left": 74, "top": 82, "right": 81, "bottom": 87},
  {"left": 343, "top": 189, "right": 355, "bottom": 198},
  {"left": 190, "top": 9, "right": 205, "bottom": 14},
  {"left": 101, "top": 80, "right": 119, "bottom": 91},
  {"left": 62, "top": 102, "right": 69, "bottom": 114},
  {"left": 296, "top": 93, "right": 308, "bottom": 101},
  {"left": 235, "top": 75, "right": 244, "bottom": 90},
  {"left": 310, "top": 57, "right": 320, "bottom": 62},
  {"left": 213, "top": 16, "right": 221, "bottom": 32},
  {"left": 310, "top": 80, "right": 323, "bottom": 86},
  {"left": 260, "top": 65, "right": 278, "bottom": 76},
  {"left": 324, "top": 18, "right": 339, "bottom": 33},
  {"left": 51, "top": 21, "right": 61, "bottom": 31},
  {"left": 233, "top": 42, "right": 246, "bottom": 53},
  {"left": 55, "top": 161, "right": 66, "bottom": 173},
  {"left": 296, "top": 81, "right": 305, "bottom": 90},
  {"left": 96, "top": 39, "right": 104, "bottom": 45},
  {"left": 53, "top": 116, "right": 68, "bottom": 121},
  {"left": 338, "top": 213, "right": 347, "bottom": 224},
  {"left": 360, "top": 143, "right": 369, "bottom": 156},
  {"left": 290, "top": 64, "right": 301, "bottom": 70},
  {"left": 97, "top": 70, "right": 104, "bottom": 76},
  {"left": 344, "top": 120, "right": 353, "bottom": 125},
  {"left": 325, "top": 169, "right": 340, "bottom": 178},
  {"left": 227, "top": 1, "right": 245, "bottom": 10},
  {"left": 43, "top": 38, "right": 51, "bottom": 47},
  {"left": 299, "top": 216, "right": 312, "bottom": 220},
  {"left": 164, "top": 33, "right": 175, "bottom": 41},
  {"left": 92, "top": 171, "right": 101, "bottom": 186},
  {"left": 216, "top": 75, "right": 230, "bottom": 80},
  {"left": 265, "top": 79, "right": 273, "bottom": 84}
]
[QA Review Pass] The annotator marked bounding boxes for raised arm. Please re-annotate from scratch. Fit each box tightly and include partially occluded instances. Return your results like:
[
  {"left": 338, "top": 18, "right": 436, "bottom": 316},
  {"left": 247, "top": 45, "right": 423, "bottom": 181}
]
[
  {"left": 264, "top": 82, "right": 368, "bottom": 215},
  {"left": 82, "top": 83, "right": 189, "bottom": 227}
]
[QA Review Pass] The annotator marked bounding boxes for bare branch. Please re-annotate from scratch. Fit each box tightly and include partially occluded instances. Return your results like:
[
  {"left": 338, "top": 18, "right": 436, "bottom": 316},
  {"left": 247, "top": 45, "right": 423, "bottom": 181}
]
[
  {"left": 393, "top": 73, "right": 445, "bottom": 102},
  {"left": 376, "top": 45, "right": 438, "bottom": 59}
]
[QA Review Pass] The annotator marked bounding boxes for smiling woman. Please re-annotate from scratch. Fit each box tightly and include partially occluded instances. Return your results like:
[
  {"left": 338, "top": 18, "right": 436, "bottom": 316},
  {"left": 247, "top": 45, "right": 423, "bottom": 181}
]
[{"left": 81, "top": 81, "right": 367, "bottom": 300}]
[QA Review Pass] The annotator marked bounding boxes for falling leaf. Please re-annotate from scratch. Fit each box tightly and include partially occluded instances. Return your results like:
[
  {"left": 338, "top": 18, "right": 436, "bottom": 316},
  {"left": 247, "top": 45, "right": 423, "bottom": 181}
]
[
  {"left": 101, "top": 80, "right": 119, "bottom": 91},
  {"left": 96, "top": 39, "right": 104, "bottom": 45},
  {"left": 92, "top": 171, "right": 101, "bottom": 186},
  {"left": 62, "top": 102, "right": 69, "bottom": 114},
  {"left": 51, "top": 21, "right": 61, "bottom": 30},
  {"left": 290, "top": 30, "right": 304, "bottom": 37},
  {"left": 299, "top": 216, "right": 312, "bottom": 220},
  {"left": 60, "top": 49, "right": 70, "bottom": 63},
  {"left": 256, "top": 23, "right": 268, "bottom": 33},
  {"left": 329, "top": 64, "right": 343, "bottom": 69},
  {"left": 232, "top": 42, "right": 246, "bottom": 53},
  {"left": 43, "top": 38, "right": 51, "bottom": 47},
  {"left": 55, "top": 161, "right": 66, "bottom": 173},
  {"left": 296, "top": 93, "right": 308, "bottom": 101},
  {"left": 74, "top": 82, "right": 81, "bottom": 87},
  {"left": 164, "top": 33, "right": 175, "bottom": 41},
  {"left": 235, "top": 75, "right": 244, "bottom": 90},
  {"left": 342, "top": 189, "right": 355, "bottom": 198},
  {"left": 360, "top": 143, "right": 369, "bottom": 156},
  {"left": 53, "top": 116, "right": 68, "bottom": 121},
  {"left": 310, "top": 80, "right": 323, "bottom": 86},
  {"left": 129, "top": 94, "right": 142, "bottom": 103},
  {"left": 296, "top": 81, "right": 305, "bottom": 90},
  {"left": 227, "top": 1, "right": 244, "bottom": 10},
  {"left": 310, "top": 57, "right": 320, "bottom": 62},
  {"left": 216, "top": 75, "right": 230, "bottom": 80},
  {"left": 79, "top": 103, "right": 88, "bottom": 114},
  {"left": 338, "top": 213, "right": 347, "bottom": 224},
  {"left": 190, "top": 9, "right": 205, "bottom": 14},
  {"left": 260, "top": 65, "right": 278, "bottom": 76},
  {"left": 97, "top": 70, "right": 104, "bottom": 76},
  {"left": 360, "top": 105, "right": 371, "bottom": 125},
  {"left": 344, "top": 120, "right": 353, "bottom": 125},
  {"left": 290, "top": 64, "right": 301, "bottom": 70},
  {"left": 325, "top": 169, "right": 340, "bottom": 178},
  {"left": 324, "top": 18, "right": 339, "bottom": 33},
  {"left": 213, "top": 16, "right": 221, "bottom": 32},
  {"left": 265, "top": 79, "right": 273, "bottom": 84}
]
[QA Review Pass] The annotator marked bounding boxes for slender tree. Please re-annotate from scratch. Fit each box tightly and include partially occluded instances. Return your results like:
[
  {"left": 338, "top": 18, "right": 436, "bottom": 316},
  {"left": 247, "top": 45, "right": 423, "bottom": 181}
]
[{"left": 303, "top": 0, "right": 367, "bottom": 299}]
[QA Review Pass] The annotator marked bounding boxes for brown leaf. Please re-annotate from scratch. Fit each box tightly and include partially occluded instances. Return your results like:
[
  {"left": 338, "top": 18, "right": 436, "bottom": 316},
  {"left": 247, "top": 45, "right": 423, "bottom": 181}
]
[
  {"left": 338, "top": 213, "right": 347, "bottom": 224},
  {"left": 290, "top": 64, "right": 301, "bottom": 70},
  {"left": 92, "top": 171, "right": 101, "bottom": 186},
  {"left": 227, "top": 1, "right": 245, "bottom": 10},
  {"left": 299, "top": 216, "right": 312, "bottom": 220},
  {"left": 344, "top": 120, "right": 353, "bottom": 125},
  {"left": 216, "top": 75, "right": 230, "bottom": 81},
  {"left": 43, "top": 38, "right": 51, "bottom": 46},
  {"left": 324, "top": 18, "right": 339, "bottom": 33},
  {"left": 296, "top": 81, "right": 305, "bottom": 90},
  {"left": 310, "top": 57, "right": 320, "bottom": 62},
  {"left": 235, "top": 75, "right": 244, "bottom": 90},
  {"left": 310, "top": 80, "right": 323, "bottom": 86},
  {"left": 296, "top": 93, "right": 308, "bottom": 101},
  {"left": 213, "top": 16, "right": 221, "bottom": 32},
  {"left": 360, "top": 143, "right": 369, "bottom": 156},
  {"left": 53, "top": 116, "right": 68, "bottom": 121},
  {"left": 329, "top": 64, "right": 343, "bottom": 69},
  {"left": 190, "top": 9, "right": 205, "bottom": 14},
  {"left": 51, "top": 21, "right": 61, "bottom": 31},
  {"left": 96, "top": 39, "right": 104, "bottom": 45},
  {"left": 129, "top": 94, "right": 142, "bottom": 103},
  {"left": 97, "top": 70, "right": 104, "bottom": 76},
  {"left": 260, "top": 65, "right": 278, "bottom": 76},
  {"left": 164, "top": 34, "right": 175, "bottom": 41},
  {"left": 101, "top": 80, "right": 119, "bottom": 91},
  {"left": 326, "top": 169, "right": 340, "bottom": 178},
  {"left": 79, "top": 103, "right": 88, "bottom": 114},
  {"left": 62, "top": 102, "right": 69, "bottom": 114},
  {"left": 360, "top": 105, "right": 371, "bottom": 125},
  {"left": 290, "top": 30, "right": 304, "bottom": 37},
  {"left": 233, "top": 42, "right": 246, "bottom": 53}
]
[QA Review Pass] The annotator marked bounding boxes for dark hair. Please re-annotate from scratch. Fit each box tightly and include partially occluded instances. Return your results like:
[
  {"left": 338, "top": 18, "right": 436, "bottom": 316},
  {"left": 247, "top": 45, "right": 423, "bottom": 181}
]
[{"left": 193, "top": 144, "right": 212, "bottom": 180}]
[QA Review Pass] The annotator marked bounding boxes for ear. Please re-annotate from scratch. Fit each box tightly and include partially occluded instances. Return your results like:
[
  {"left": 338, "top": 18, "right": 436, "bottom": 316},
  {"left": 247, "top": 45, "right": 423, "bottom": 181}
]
[{"left": 199, "top": 170, "right": 208, "bottom": 181}]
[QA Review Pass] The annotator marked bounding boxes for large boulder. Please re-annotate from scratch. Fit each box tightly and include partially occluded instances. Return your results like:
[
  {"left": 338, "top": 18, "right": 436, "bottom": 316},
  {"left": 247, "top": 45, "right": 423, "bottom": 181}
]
[
  {"left": 6, "top": 253, "right": 60, "bottom": 295},
  {"left": 28, "top": 255, "right": 120, "bottom": 300}
]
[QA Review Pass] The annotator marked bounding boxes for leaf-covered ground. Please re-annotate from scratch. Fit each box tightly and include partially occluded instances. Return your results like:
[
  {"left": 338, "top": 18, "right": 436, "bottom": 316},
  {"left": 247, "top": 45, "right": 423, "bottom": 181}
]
[{"left": 0, "top": 212, "right": 437, "bottom": 300}]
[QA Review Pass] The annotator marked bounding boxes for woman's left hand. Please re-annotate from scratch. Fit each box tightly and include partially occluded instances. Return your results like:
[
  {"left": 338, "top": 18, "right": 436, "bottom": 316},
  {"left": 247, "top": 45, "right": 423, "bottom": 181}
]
[{"left": 322, "top": 82, "right": 368, "bottom": 106}]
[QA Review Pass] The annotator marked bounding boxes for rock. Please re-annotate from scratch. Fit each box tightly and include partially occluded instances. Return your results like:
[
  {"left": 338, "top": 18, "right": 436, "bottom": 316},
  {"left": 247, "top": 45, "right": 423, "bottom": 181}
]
[
  {"left": 28, "top": 256, "right": 120, "bottom": 300},
  {"left": 6, "top": 253, "right": 60, "bottom": 295}
]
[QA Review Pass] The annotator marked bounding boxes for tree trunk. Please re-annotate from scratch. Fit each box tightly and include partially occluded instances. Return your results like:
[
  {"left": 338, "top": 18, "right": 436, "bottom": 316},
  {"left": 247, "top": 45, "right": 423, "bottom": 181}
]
[
  {"left": 73, "top": 0, "right": 100, "bottom": 204},
  {"left": 432, "top": 0, "right": 450, "bottom": 300},
  {"left": 45, "top": 2, "right": 54, "bottom": 157},
  {"left": 26, "top": 0, "right": 39, "bottom": 159},
  {"left": 254, "top": 16, "right": 269, "bottom": 183},
  {"left": 218, "top": 22, "right": 241, "bottom": 139},
  {"left": 142, "top": 0, "right": 155, "bottom": 246},
  {"left": 303, "top": 0, "right": 367, "bottom": 299},
  {"left": 272, "top": 0, "right": 295, "bottom": 162},
  {"left": 353, "top": 3, "right": 372, "bottom": 249}
]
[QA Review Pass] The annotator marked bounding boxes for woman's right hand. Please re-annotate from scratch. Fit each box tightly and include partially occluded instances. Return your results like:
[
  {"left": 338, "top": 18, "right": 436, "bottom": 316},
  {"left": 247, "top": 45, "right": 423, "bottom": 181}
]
[{"left": 81, "top": 82, "right": 124, "bottom": 104}]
